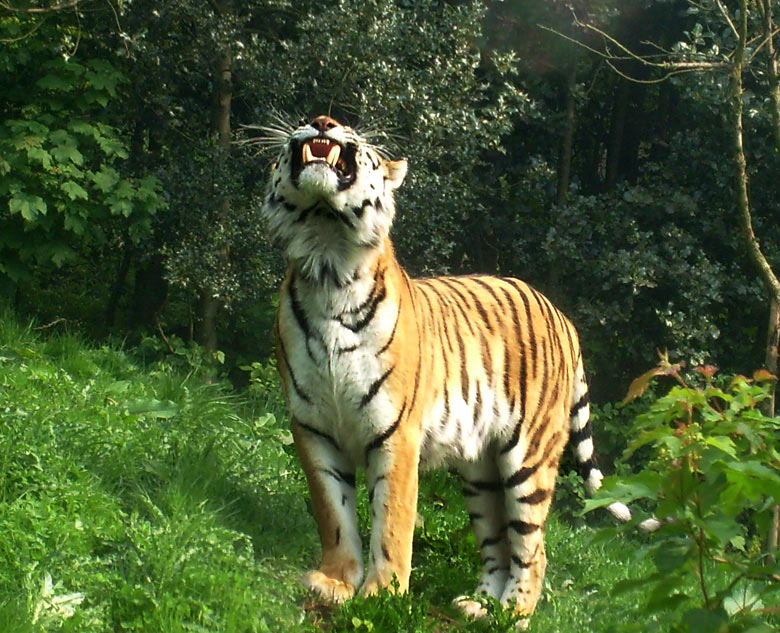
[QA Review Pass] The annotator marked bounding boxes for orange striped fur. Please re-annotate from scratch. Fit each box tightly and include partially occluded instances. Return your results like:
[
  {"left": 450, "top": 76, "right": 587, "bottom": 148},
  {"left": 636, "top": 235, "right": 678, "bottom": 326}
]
[{"left": 262, "top": 115, "right": 629, "bottom": 620}]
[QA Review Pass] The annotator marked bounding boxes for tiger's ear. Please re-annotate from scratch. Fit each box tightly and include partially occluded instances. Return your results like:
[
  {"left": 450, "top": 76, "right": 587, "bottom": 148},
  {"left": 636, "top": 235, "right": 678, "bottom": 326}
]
[{"left": 383, "top": 158, "right": 407, "bottom": 190}]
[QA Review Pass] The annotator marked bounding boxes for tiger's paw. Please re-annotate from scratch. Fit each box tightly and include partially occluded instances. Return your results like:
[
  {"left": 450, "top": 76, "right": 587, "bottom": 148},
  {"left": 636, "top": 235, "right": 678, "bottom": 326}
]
[
  {"left": 359, "top": 573, "right": 398, "bottom": 598},
  {"left": 452, "top": 596, "right": 488, "bottom": 619},
  {"left": 453, "top": 596, "right": 530, "bottom": 629},
  {"left": 301, "top": 570, "right": 356, "bottom": 604}
]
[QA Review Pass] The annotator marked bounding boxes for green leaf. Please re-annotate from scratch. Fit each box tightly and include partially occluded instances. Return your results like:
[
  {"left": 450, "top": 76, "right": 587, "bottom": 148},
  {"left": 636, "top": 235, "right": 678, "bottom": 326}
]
[
  {"left": 681, "top": 608, "right": 728, "bottom": 633},
  {"left": 104, "top": 380, "right": 131, "bottom": 396},
  {"left": 126, "top": 399, "right": 180, "bottom": 419},
  {"left": 61, "top": 181, "right": 89, "bottom": 201},
  {"left": 703, "top": 435, "right": 736, "bottom": 457},
  {"left": 51, "top": 143, "right": 84, "bottom": 166},
  {"left": 96, "top": 135, "right": 128, "bottom": 158},
  {"left": 50, "top": 244, "right": 74, "bottom": 267},
  {"left": 9, "top": 193, "right": 47, "bottom": 221},
  {"left": 27, "top": 146, "right": 52, "bottom": 169},
  {"left": 110, "top": 199, "right": 133, "bottom": 217},
  {"left": 36, "top": 73, "right": 78, "bottom": 92},
  {"left": 92, "top": 166, "right": 120, "bottom": 192}
]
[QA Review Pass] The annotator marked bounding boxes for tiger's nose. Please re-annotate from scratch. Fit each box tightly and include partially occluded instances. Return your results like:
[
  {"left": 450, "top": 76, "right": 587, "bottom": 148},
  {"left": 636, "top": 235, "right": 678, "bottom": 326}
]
[{"left": 310, "top": 115, "right": 340, "bottom": 132}]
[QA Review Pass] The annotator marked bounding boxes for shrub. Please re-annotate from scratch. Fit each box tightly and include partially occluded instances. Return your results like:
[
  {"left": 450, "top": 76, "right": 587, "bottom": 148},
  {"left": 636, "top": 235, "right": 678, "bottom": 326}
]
[{"left": 587, "top": 357, "right": 780, "bottom": 632}]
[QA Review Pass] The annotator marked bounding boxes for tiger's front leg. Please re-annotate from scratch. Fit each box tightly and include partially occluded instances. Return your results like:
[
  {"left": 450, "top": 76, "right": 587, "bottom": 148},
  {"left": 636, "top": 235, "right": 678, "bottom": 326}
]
[
  {"left": 361, "top": 424, "right": 421, "bottom": 596},
  {"left": 292, "top": 419, "right": 363, "bottom": 603}
]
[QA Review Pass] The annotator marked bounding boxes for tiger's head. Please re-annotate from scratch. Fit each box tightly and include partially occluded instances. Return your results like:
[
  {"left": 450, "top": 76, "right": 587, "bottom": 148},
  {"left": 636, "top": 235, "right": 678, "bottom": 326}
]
[{"left": 261, "top": 115, "right": 407, "bottom": 286}]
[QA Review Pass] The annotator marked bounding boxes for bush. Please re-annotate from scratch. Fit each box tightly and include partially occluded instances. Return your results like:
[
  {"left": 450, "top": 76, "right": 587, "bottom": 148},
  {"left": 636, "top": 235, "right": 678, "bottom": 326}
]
[{"left": 587, "top": 357, "right": 780, "bottom": 632}]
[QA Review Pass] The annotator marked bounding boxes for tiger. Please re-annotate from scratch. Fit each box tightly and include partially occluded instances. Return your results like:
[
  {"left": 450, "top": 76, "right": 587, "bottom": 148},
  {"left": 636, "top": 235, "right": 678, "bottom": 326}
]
[{"left": 260, "top": 114, "right": 631, "bottom": 621}]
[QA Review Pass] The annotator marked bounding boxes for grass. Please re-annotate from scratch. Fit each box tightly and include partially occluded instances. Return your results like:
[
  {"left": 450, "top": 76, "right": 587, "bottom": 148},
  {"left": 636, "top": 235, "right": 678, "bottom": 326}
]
[{"left": 0, "top": 312, "right": 661, "bottom": 633}]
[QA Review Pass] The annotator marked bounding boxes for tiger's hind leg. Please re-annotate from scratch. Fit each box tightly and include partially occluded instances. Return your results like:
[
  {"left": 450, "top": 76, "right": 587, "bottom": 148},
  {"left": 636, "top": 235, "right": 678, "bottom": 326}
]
[
  {"left": 497, "top": 412, "right": 567, "bottom": 618},
  {"left": 454, "top": 455, "right": 510, "bottom": 618}
]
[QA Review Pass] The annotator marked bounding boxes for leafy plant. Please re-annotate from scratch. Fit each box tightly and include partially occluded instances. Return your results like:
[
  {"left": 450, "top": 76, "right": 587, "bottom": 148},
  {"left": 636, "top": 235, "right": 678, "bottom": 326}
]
[
  {"left": 0, "top": 12, "right": 164, "bottom": 284},
  {"left": 587, "top": 356, "right": 780, "bottom": 632}
]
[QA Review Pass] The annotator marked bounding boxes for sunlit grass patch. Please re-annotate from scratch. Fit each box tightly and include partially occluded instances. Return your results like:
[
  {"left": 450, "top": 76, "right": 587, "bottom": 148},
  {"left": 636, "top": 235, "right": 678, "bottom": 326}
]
[
  {"left": 0, "top": 311, "right": 682, "bottom": 632},
  {"left": 0, "top": 313, "right": 307, "bottom": 632}
]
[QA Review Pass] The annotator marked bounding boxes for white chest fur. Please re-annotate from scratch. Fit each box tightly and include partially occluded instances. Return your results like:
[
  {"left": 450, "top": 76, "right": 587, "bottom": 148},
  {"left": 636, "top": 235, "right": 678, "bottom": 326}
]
[{"left": 278, "top": 269, "right": 400, "bottom": 464}]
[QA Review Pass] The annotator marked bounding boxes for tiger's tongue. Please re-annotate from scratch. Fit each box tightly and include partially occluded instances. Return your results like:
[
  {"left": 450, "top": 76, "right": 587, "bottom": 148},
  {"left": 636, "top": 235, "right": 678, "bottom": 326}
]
[{"left": 310, "top": 142, "right": 333, "bottom": 158}]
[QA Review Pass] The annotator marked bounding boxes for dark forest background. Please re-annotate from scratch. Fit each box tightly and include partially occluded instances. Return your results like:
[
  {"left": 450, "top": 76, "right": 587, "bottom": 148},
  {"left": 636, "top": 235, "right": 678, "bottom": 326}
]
[{"left": 3, "top": 0, "right": 779, "bottom": 401}]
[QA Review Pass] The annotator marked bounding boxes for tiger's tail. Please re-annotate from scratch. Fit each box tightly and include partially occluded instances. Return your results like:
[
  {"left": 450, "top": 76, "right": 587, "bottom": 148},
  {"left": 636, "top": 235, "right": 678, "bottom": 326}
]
[{"left": 569, "top": 358, "right": 632, "bottom": 523}]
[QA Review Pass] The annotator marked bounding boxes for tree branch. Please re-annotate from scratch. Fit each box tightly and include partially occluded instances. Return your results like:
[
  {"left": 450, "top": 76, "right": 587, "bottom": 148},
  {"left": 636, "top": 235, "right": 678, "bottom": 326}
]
[
  {"left": 0, "top": 0, "right": 81, "bottom": 13},
  {"left": 539, "top": 22, "right": 730, "bottom": 84}
]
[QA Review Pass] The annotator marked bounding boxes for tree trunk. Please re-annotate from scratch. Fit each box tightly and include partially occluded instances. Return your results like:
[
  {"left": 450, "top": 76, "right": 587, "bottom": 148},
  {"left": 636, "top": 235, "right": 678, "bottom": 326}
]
[
  {"left": 105, "top": 246, "right": 132, "bottom": 328},
  {"left": 605, "top": 79, "right": 630, "bottom": 191},
  {"left": 197, "top": 32, "right": 232, "bottom": 353},
  {"left": 556, "top": 64, "right": 577, "bottom": 206},
  {"left": 732, "top": 0, "right": 780, "bottom": 553}
]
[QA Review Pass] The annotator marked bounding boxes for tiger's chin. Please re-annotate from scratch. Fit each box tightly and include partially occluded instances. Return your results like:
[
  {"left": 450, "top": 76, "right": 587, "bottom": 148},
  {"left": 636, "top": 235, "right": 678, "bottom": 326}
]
[{"left": 298, "top": 162, "right": 341, "bottom": 198}]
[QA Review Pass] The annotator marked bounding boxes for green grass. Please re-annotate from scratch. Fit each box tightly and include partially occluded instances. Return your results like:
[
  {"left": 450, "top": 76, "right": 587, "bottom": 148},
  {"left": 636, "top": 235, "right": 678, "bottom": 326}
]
[{"left": 0, "top": 312, "right": 660, "bottom": 632}]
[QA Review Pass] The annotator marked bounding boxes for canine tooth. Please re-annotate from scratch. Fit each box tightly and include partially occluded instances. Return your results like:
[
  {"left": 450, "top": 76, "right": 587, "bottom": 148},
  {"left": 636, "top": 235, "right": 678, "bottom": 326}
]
[
  {"left": 326, "top": 144, "right": 341, "bottom": 167},
  {"left": 302, "top": 143, "right": 313, "bottom": 163}
]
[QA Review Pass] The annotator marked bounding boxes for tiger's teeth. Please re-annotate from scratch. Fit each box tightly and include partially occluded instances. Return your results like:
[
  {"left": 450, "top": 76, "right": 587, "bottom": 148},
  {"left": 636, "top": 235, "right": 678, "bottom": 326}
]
[
  {"left": 302, "top": 143, "right": 313, "bottom": 163},
  {"left": 326, "top": 145, "right": 341, "bottom": 167}
]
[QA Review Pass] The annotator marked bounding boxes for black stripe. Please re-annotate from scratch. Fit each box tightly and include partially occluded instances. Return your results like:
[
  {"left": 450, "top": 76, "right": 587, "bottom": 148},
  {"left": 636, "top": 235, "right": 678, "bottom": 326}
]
[
  {"left": 440, "top": 384, "right": 450, "bottom": 429},
  {"left": 473, "top": 381, "right": 483, "bottom": 426},
  {"left": 500, "top": 284, "right": 527, "bottom": 423},
  {"left": 508, "top": 520, "right": 540, "bottom": 535},
  {"left": 479, "top": 329, "right": 491, "bottom": 377},
  {"left": 468, "top": 512, "right": 484, "bottom": 522},
  {"left": 571, "top": 392, "right": 589, "bottom": 418},
  {"left": 580, "top": 459, "right": 599, "bottom": 481},
  {"left": 368, "top": 474, "right": 386, "bottom": 504},
  {"left": 295, "top": 420, "right": 338, "bottom": 450},
  {"left": 463, "top": 478, "right": 503, "bottom": 493},
  {"left": 288, "top": 279, "right": 315, "bottom": 361},
  {"left": 278, "top": 338, "right": 311, "bottom": 404},
  {"left": 354, "top": 198, "right": 372, "bottom": 218},
  {"left": 335, "top": 527, "right": 341, "bottom": 546},
  {"left": 480, "top": 534, "right": 504, "bottom": 549},
  {"left": 458, "top": 280, "right": 493, "bottom": 333},
  {"left": 366, "top": 401, "right": 406, "bottom": 455},
  {"left": 511, "top": 555, "right": 532, "bottom": 569},
  {"left": 340, "top": 283, "right": 387, "bottom": 333},
  {"left": 321, "top": 468, "right": 356, "bottom": 487},
  {"left": 347, "top": 267, "right": 382, "bottom": 314},
  {"left": 381, "top": 543, "right": 392, "bottom": 562},
  {"left": 525, "top": 413, "right": 551, "bottom": 458},
  {"left": 436, "top": 278, "right": 477, "bottom": 336},
  {"left": 360, "top": 365, "right": 394, "bottom": 408},
  {"left": 569, "top": 419, "right": 593, "bottom": 447},
  {"left": 376, "top": 301, "right": 400, "bottom": 356},
  {"left": 510, "top": 280, "right": 537, "bottom": 379},
  {"left": 517, "top": 489, "right": 550, "bottom": 505},
  {"left": 295, "top": 201, "right": 319, "bottom": 224},
  {"left": 504, "top": 462, "right": 540, "bottom": 488},
  {"left": 500, "top": 421, "right": 522, "bottom": 455},
  {"left": 470, "top": 276, "right": 503, "bottom": 307},
  {"left": 453, "top": 327, "right": 469, "bottom": 403},
  {"left": 407, "top": 347, "right": 422, "bottom": 418}
]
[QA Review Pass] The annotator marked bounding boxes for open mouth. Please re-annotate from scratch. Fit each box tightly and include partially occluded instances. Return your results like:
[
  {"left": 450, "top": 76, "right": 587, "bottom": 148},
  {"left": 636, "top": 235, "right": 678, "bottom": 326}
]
[
  {"left": 291, "top": 136, "right": 358, "bottom": 189},
  {"left": 303, "top": 138, "right": 342, "bottom": 167}
]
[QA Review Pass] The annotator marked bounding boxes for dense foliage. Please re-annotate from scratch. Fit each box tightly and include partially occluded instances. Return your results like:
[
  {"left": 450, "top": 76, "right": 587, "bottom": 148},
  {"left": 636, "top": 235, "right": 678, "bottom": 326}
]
[
  {"left": 589, "top": 360, "right": 780, "bottom": 632},
  {"left": 2, "top": 0, "right": 778, "bottom": 397}
]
